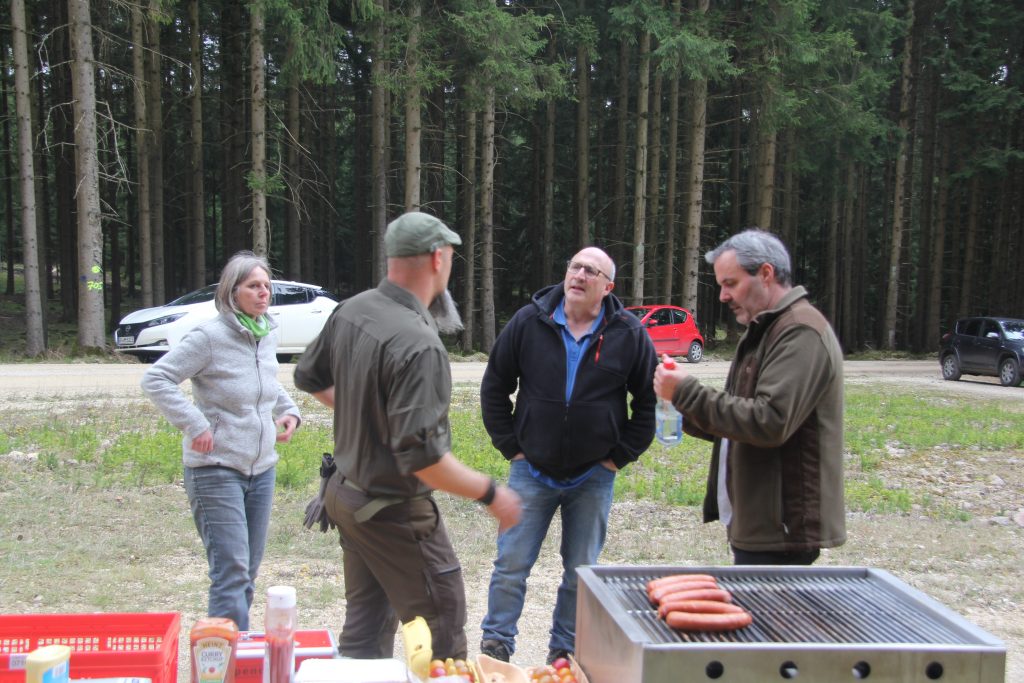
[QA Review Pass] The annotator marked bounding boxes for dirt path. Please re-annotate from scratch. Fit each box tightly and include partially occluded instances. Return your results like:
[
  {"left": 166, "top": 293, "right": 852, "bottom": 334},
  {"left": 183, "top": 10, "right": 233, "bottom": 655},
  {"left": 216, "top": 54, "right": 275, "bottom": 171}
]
[{"left": 0, "top": 359, "right": 1015, "bottom": 400}]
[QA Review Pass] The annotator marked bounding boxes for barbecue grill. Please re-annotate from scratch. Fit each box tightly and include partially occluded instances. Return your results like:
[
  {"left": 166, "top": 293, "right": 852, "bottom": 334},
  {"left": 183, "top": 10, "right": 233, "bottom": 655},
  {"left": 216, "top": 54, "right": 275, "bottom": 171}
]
[{"left": 576, "top": 566, "right": 1005, "bottom": 682}]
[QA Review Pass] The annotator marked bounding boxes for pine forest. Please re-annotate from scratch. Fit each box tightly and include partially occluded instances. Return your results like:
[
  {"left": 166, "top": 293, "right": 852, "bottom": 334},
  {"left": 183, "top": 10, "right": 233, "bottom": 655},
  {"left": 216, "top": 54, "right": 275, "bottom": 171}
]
[{"left": 2, "top": 0, "right": 1022, "bottom": 356}]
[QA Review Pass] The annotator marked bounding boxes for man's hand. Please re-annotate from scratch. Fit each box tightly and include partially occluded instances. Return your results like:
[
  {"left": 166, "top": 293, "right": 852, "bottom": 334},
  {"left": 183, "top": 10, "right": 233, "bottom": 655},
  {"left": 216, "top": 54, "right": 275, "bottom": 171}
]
[
  {"left": 486, "top": 485, "right": 522, "bottom": 532},
  {"left": 190, "top": 430, "right": 213, "bottom": 453},
  {"left": 275, "top": 414, "right": 299, "bottom": 442},
  {"left": 653, "top": 353, "right": 690, "bottom": 402}
]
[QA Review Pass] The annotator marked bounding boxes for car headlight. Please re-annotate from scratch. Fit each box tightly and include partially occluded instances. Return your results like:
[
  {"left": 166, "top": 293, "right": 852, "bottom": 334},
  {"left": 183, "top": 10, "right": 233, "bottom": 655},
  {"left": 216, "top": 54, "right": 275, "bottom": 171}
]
[{"left": 143, "top": 313, "right": 186, "bottom": 329}]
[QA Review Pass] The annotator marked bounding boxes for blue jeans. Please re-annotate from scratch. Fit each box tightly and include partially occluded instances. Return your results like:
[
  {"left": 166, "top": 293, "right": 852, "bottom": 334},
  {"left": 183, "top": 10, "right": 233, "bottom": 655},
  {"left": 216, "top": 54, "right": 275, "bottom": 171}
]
[
  {"left": 481, "top": 459, "right": 615, "bottom": 654},
  {"left": 184, "top": 465, "right": 276, "bottom": 630}
]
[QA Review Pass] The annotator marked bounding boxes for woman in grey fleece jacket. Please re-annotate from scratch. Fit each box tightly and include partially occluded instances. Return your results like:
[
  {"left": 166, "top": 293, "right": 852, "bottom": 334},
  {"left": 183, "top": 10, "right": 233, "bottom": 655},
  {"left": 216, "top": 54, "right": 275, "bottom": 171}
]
[{"left": 141, "top": 252, "right": 301, "bottom": 630}]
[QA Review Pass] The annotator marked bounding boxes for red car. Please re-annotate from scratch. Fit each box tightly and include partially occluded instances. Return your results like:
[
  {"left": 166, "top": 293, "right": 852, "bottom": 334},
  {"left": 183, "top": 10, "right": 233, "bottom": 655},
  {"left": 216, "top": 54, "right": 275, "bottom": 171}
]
[{"left": 627, "top": 304, "right": 704, "bottom": 363}]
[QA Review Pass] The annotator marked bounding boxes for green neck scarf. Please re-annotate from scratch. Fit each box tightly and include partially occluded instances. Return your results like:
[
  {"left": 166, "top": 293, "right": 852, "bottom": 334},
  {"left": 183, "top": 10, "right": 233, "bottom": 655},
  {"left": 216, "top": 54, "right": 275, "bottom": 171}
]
[{"left": 235, "top": 312, "right": 270, "bottom": 338}]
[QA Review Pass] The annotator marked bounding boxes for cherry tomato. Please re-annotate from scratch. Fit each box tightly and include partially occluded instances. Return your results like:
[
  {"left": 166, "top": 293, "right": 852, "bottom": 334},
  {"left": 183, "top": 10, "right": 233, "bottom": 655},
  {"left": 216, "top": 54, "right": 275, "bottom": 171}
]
[
  {"left": 550, "top": 657, "right": 570, "bottom": 671},
  {"left": 429, "top": 665, "right": 447, "bottom": 678}
]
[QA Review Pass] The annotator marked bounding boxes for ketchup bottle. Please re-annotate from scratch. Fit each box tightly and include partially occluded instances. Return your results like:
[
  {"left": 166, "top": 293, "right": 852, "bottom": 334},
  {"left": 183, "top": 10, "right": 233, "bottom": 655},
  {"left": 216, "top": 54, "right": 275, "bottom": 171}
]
[
  {"left": 264, "top": 586, "right": 297, "bottom": 683},
  {"left": 655, "top": 357, "right": 684, "bottom": 446}
]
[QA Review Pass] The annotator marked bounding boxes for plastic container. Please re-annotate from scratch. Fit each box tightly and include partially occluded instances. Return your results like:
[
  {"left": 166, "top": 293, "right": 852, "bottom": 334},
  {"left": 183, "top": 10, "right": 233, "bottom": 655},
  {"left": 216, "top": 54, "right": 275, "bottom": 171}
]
[
  {"left": 263, "top": 587, "right": 297, "bottom": 683},
  {"left": 0, "top": 612, "right": 180, "bottom": 683},
  {"left": 190, "top": 618, "right": 239, "bottom": 683},
  {"left": 234, "top": 630, "right": 336, "bottom": 683},
  {"left": 655, "top": 358, "right": 683, "bottom": 446},
  {"left": 25, "top": 644, "right": 71, "bottom": 683}
]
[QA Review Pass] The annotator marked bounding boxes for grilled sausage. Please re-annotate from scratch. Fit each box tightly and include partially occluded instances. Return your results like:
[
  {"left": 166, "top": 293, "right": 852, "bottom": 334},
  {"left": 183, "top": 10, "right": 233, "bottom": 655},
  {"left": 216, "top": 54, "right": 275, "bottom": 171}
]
[
  {"left": 648, "top": 580, "right": 720, "bottom": 604},
  {"left": 665, "top": 609, "right": 753, "bottom": 632},
  {"left": 661, "top": 599, "right": 744, "bottom": 614},
  {"left": 646, "top": 573, "right": 718, "bottom": 594},
  {"left": 657, "top": 590, "right": 735, "bottom": 617}
]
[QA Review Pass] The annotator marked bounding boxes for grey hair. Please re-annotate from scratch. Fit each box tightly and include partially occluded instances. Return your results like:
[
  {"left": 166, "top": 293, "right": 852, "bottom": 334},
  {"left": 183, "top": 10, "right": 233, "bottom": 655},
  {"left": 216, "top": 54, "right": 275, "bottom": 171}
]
[
  {"left": 705, "top": 228, "right": 792, "bottom": 286},
  {"left": 215, "top": 251, "right": 273, "bottom": 314}
]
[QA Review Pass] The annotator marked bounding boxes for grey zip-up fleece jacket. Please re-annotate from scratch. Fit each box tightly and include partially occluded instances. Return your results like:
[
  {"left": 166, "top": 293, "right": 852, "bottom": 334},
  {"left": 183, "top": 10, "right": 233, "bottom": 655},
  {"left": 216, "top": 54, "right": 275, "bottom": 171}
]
[{"left": 141, "top": 312, "right": 301, "bottom": 476}]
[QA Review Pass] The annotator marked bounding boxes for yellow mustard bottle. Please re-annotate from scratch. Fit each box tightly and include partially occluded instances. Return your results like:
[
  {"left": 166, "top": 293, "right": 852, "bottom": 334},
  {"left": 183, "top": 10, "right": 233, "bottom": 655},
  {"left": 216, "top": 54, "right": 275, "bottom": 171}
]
[{"left": 25, "top": 644, "right": 71, "bottom": 683}]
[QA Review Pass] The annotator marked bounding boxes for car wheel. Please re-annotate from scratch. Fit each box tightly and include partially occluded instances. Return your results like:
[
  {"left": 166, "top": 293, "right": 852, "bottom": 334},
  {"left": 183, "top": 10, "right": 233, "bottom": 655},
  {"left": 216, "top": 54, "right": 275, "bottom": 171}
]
[
  {"left": 941, "top": 354, "right": 961, "bottom": 381},
  {"left": 687, "top": 341, "right": 704, "bottom": 364},
  {"left": 998, "top": 358, "right": 1021, "bottom": 387}
]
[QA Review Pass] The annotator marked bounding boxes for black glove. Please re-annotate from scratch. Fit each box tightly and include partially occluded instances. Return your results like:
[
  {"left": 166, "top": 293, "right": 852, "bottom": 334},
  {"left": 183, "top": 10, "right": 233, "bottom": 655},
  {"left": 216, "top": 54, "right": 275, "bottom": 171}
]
[{"left": 303, "top": 453, "right": 337, "bottom": 532}]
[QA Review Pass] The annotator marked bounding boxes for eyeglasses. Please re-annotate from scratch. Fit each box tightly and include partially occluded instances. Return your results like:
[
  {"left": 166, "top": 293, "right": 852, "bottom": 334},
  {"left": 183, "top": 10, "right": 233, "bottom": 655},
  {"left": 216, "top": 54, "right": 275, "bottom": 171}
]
[{"left": 566, "top": 260, "right": 610, "bottom": 280}]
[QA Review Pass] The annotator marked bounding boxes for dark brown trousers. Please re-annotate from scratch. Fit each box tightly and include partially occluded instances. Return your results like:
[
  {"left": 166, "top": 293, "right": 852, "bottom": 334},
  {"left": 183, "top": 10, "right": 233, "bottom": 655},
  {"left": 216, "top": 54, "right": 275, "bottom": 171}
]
[{"left": 324, "top": 473, "right": 468, "bottom": 659}]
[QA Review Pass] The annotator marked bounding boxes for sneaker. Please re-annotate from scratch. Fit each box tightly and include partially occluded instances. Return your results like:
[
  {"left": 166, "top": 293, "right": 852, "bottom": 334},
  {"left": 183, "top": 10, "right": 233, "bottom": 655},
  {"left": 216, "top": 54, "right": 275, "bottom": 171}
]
[
  {"left": 480, "top": 639, "right": 511, "bottom": 662},
  {"left": 546, "top": 648, "right": 573, "bottom": 666}
]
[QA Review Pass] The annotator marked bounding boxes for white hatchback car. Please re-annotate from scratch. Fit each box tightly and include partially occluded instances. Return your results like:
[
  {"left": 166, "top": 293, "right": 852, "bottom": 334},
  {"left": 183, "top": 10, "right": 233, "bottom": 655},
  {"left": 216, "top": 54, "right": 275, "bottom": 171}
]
[{"left": 113, "top": 280, "right": 339, "bottom": 362}]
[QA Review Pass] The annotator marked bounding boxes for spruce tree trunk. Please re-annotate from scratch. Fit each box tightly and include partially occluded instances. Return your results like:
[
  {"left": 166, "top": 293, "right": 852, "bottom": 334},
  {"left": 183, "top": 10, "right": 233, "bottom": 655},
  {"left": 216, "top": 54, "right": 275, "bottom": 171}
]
[
  {"left": 755, "top": 128, "right": 776, "bottom": 230},
  {"left": 481, "top": 86, "right": 496, "bottom": 352},
  {"left": 460, "top": 100, "right": 477, "bottom": 353},
  {"left": 543, "top": 35, "right": 556, "bottom": 281},
  {"left": 68, "top": 0, "right": 105, "bottom": 349},
  {"left": 12, "top": 0, "right": 45, "bottom": 355},
  {"left": 630, "top": 30, "right": 651, "bottom": 305},
  {"left": 958, "top": 175, "right": 979, "bottom": 318},
  {"left": 404, "top": 0, "right": 422, "bottom": 210},
  {"left": 661, "top": 73, "right": 679, "bottom": 298},
  {"left": 371, "top": 0, "right": 388, "bottom": 281},
  {"left": 147, "top": 0, "right": 165, "bottom": 301},
  {"left": 645, "top": 65, "right": 662, "bottom": 295},
  {"left": 131, "top": 3, "right": 153, "bottom": 306},
  {"left": 915, "top": 66, "right": 938, "bottom": 350},
  {"left": 841, "top": 163, "right": 857, "bottom": 350},
  {"left": 3, "top": 60, "right": 14, "bottom": 296},
  {"left": 575, "top": 21, "right": 590, "bottom": 247},
  {"left": 825, "top": 142, "right": 840, "bottom": 323},
  {"left": 188, "top": 0, "right": 206, "bottom": 289},
  {"left": 221, "top": 0, "right": 247, "bottom": 258},
  {"left": 883, "top": 0, "right": 914, "bottom": 350},
  {"left": 250, "top": 1, "right": 268, "bottom": 256},
  {"left": 612, "top": 39, "right": 630, "bottom": 268},
  {"left": 683, "top": 21, "right": 708, "bottom": 313},
  {"left": 927, "top": 130, "right": 949, "bottom": 342},
  {"left": 286, "top": 54, "right": 302, "bottom": 278}
]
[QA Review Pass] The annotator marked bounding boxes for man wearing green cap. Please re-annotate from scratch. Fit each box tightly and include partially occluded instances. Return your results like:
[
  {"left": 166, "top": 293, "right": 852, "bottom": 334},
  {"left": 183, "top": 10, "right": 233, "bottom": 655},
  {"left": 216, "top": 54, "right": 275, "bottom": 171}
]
[{"left": 295, "top": 211, "right": 521, "bottom": 661}]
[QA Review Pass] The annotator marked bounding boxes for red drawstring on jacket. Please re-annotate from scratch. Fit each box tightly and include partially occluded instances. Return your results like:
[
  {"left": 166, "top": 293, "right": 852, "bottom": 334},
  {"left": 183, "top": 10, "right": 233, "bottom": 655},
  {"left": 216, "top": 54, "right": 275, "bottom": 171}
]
[{"left": 594, "top": 334, "right": 604, "bottom": 363}]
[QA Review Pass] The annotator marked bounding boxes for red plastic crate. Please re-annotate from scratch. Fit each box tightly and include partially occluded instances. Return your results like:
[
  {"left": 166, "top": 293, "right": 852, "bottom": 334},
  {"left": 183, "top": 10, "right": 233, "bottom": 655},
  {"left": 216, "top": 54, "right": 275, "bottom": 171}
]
[{"left": 0, "top": 612, "right": 180, "bottom": 683}]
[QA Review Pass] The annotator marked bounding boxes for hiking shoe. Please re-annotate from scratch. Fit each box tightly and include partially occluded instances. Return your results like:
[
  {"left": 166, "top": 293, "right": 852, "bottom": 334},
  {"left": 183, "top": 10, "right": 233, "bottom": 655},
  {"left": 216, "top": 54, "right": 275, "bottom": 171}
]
[
  {"left": 546, "top": 648, "right": 573, "bottom": 665},
  {"left": 480, "top": 639, "right": 511, "bottom": 662}
]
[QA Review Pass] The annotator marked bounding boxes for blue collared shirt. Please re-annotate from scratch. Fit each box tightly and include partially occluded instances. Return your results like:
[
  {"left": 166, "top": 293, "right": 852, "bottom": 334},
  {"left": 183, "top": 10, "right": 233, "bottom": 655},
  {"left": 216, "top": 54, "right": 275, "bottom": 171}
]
[{"left": 552, "top": 299, "right": 605, "bottom": 403}]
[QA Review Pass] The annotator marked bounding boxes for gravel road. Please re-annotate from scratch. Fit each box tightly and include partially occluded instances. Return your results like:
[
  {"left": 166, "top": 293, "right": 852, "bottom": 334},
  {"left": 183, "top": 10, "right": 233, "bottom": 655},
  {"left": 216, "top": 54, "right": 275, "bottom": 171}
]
[{"left": 0, "top": 359, "right": 1015, "bottom": 400}]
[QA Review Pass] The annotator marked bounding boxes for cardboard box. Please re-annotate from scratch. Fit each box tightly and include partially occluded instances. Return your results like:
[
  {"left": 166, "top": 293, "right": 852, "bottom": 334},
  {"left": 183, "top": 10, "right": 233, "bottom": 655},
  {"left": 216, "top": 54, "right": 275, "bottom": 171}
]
[{"left": 234, "top": 629, "right": 338, "bottom": 683}]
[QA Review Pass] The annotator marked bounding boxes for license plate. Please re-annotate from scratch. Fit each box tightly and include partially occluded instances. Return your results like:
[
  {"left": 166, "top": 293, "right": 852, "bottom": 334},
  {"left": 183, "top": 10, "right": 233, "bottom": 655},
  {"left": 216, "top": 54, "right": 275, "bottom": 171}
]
[{"left": 118, "top": 336, "right": 135, "bottom": 346}]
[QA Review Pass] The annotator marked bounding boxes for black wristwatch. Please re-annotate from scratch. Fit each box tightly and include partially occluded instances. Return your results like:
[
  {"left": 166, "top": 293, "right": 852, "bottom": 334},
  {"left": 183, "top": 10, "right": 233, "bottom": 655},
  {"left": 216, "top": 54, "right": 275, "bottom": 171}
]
[{"left": 477, "top": 478, "right": 497, "bottom": 506}]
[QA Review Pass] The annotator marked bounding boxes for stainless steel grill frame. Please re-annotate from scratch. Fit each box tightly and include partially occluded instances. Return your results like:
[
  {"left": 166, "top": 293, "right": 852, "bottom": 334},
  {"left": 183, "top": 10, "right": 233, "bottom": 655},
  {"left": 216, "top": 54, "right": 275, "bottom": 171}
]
[{"left": 576, "top": 565, "right": 1005, "bottom": 683}]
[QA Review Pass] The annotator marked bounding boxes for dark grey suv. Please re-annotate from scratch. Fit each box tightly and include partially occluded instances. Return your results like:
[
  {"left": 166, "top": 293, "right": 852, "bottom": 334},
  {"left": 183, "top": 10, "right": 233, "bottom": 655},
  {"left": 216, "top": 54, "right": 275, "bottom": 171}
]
[{"left": 939, "top": 317, "right": 1024, "bottom": 387}]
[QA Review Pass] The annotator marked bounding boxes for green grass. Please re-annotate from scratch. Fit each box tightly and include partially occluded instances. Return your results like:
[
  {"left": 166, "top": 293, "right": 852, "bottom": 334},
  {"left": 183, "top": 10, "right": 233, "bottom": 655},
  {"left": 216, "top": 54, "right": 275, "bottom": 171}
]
[{"left": 3, "top": 386, "right": 1022, "bottom": 520}]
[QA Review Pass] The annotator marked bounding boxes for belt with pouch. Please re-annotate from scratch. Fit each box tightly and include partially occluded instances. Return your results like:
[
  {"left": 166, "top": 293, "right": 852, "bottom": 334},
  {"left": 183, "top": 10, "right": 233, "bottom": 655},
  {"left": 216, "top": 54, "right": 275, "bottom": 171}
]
[{"left": 338, "top": 474, "right": 431, "bottom": 523}]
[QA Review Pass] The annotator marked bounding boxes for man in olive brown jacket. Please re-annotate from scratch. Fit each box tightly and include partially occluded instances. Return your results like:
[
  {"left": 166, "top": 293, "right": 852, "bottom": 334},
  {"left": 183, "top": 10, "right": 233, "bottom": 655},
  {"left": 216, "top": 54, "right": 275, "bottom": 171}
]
[{"left": 654, "top": 228, "right": 846, "bottom": 565}]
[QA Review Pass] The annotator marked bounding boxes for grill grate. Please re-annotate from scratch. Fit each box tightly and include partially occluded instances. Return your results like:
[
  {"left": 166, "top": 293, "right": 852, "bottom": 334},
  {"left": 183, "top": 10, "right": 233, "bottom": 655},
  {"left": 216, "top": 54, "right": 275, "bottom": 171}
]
[
  {"left": 602, "top": 569, "right": 981, "bottom": 645},
  {"left": 576, "top": 566, "right": 1005, "bottom": 683}
]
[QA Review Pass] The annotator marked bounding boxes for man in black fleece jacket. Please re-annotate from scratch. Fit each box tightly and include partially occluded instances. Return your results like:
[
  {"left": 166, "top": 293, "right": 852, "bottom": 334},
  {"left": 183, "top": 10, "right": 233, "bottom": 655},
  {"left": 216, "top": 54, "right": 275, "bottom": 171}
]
[{"left": 479, "top": 246, "right": 657, "bottom": 665}]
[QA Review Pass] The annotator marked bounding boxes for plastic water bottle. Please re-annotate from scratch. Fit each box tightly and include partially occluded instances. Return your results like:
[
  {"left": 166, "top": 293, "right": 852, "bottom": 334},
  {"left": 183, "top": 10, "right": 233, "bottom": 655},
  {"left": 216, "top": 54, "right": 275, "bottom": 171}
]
[
  {"left": 264, "top": 586, "right": 297, "bottom": 683},
  {"left": 656, "top": 358, "right": 684, "bottom": 446}
]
